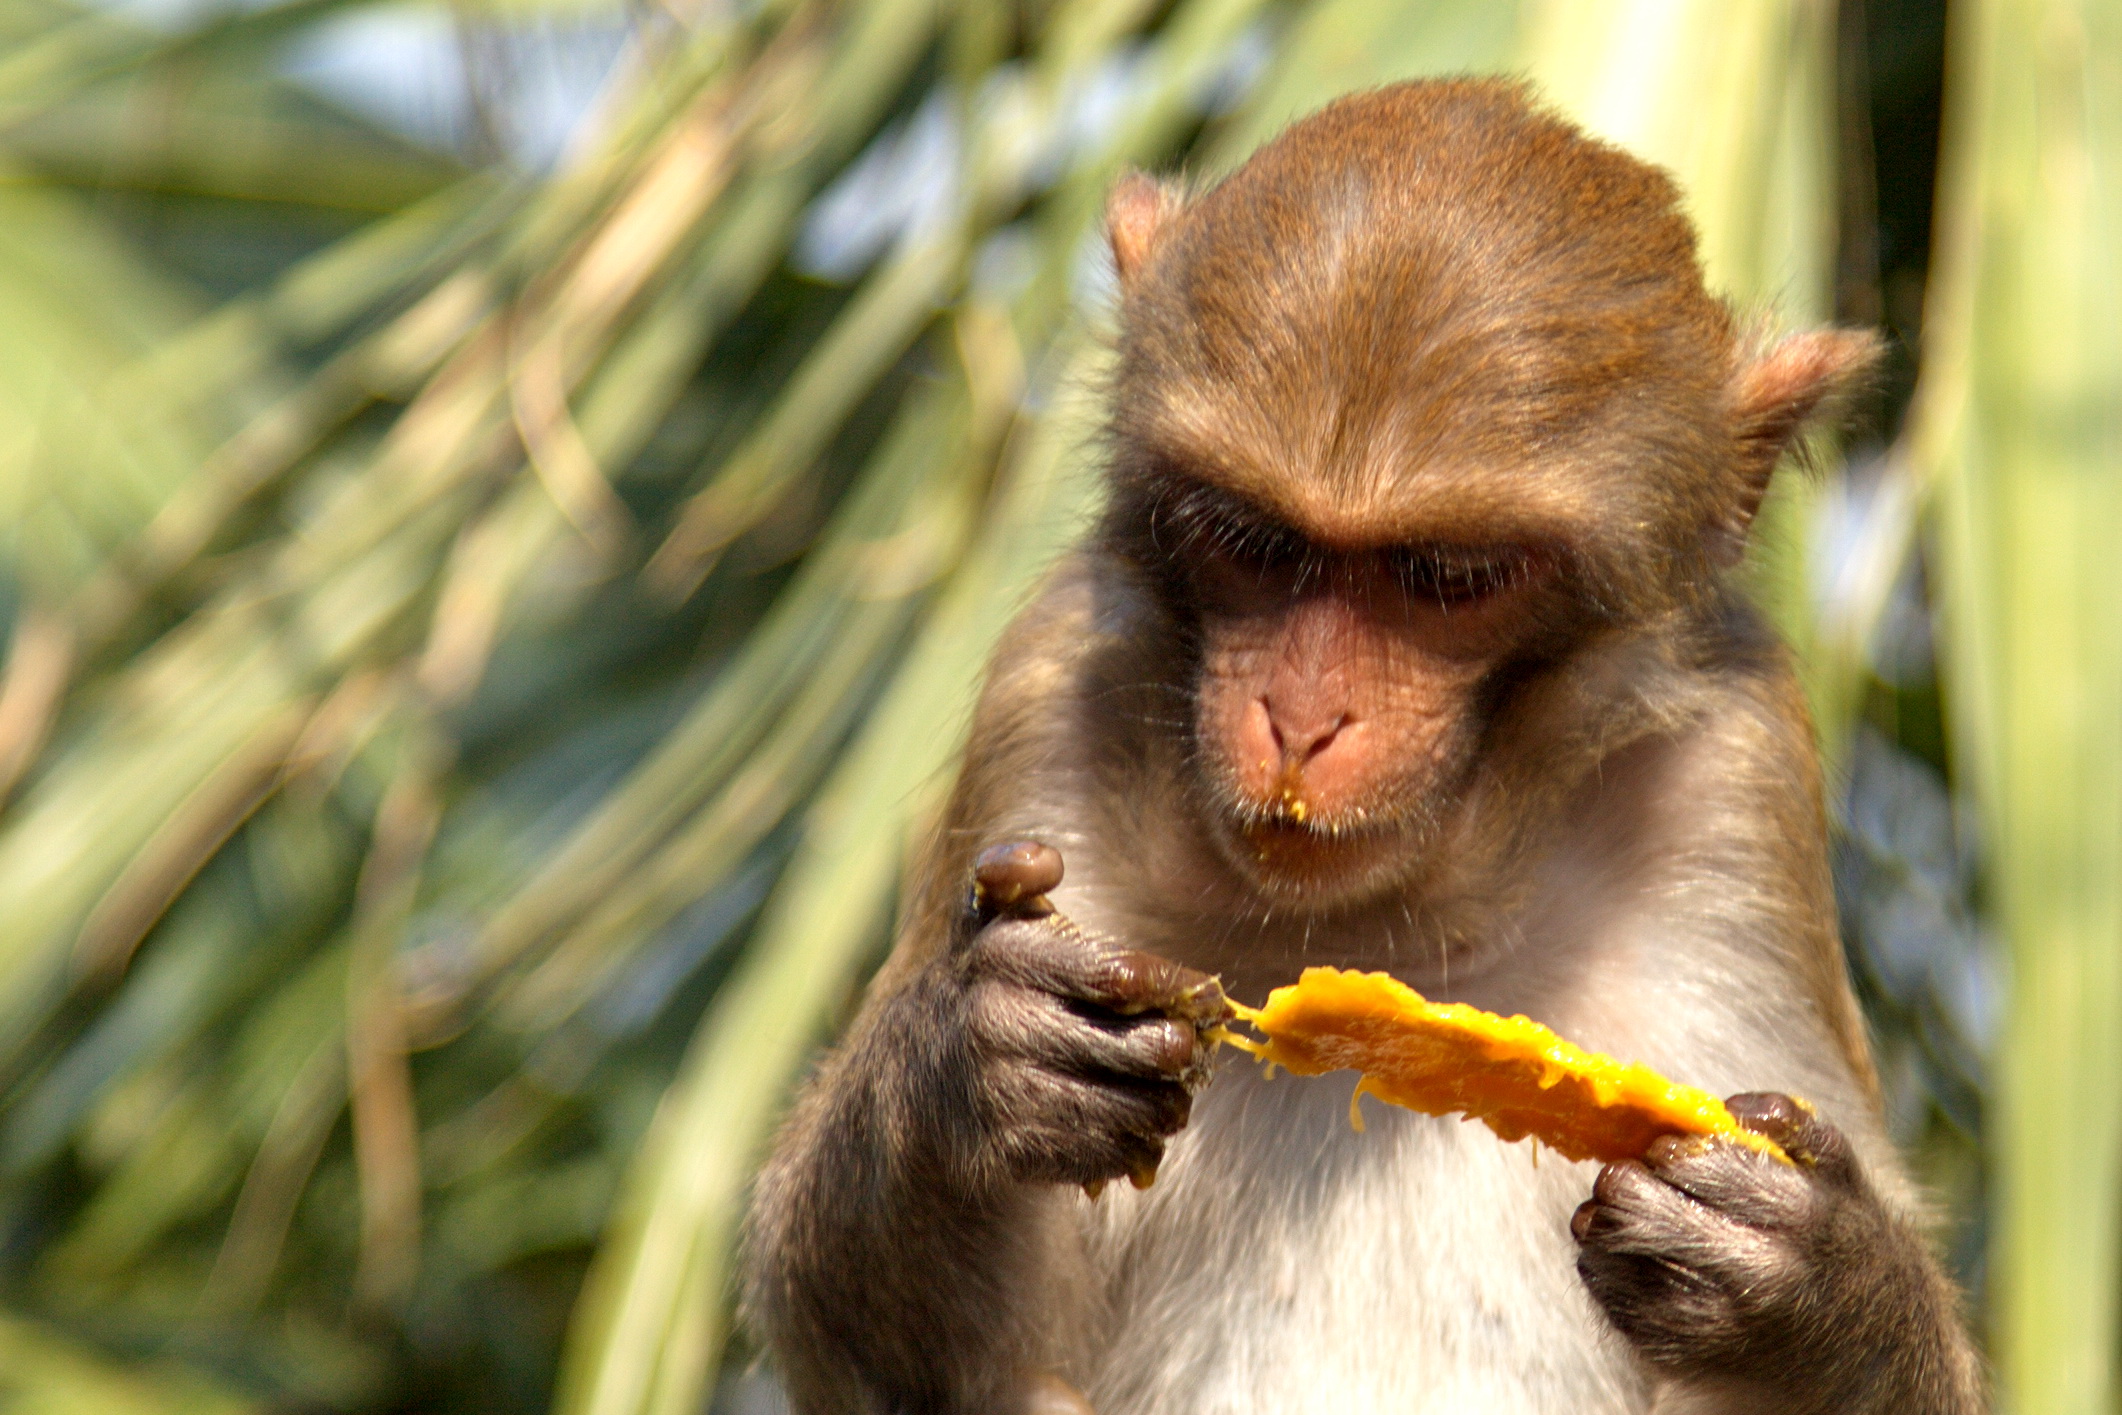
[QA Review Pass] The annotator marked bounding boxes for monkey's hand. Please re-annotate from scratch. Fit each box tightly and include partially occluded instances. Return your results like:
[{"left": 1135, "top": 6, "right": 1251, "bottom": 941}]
[
  {"left": 1570, "top": 1093, "right": 1982, "bottom": 1414},
  {"left": 942, "top": 840, "right": 1229, "bottom": 1194}
]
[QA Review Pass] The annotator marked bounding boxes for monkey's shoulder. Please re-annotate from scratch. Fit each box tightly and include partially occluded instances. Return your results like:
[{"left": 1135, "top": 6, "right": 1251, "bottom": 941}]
[
  {"left": 959, "top": 549, "right": 1180, "bottom": 780},
  {"left": 978, "top": 548, "right": 1167, "bottom": 687}
]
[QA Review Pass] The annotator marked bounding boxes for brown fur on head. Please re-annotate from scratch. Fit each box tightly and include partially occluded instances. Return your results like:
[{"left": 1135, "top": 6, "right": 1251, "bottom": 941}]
[{"left": 1098, "top": 79, "right": 1878, "bottom": 905}]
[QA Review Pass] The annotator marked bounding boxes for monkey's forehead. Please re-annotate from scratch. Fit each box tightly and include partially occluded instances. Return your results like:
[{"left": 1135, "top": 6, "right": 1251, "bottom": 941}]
[
  {"left": 1157, "top": 78, "right": 1725, "bottom": 330},
  {"left": 1115, "top": 79, "right": 1735, "bottom": 462},
  {"left": 1112, "top": 315, "right": 1734, "bottom": 548},
  {"left": 1116, "top": 403, "right": 1671, "bottom": 550},
  {"left": 1104, "top": 79, "right": 1761, "bottom": 567},
  {"left": 1123, "top": 157, "right": 1734, "bottom": 464}
]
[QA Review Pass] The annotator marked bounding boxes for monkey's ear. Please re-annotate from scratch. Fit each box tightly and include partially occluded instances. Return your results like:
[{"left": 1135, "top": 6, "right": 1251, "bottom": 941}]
[
  {"left": 1107, "top": 172, "right": 1183, "bottom": 289},
  {"left": 1718, "top": 328, "right": 1884, "bottom": 564}
]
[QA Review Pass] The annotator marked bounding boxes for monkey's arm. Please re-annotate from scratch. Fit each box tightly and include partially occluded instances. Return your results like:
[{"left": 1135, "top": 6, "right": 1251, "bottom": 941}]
[
  {"left": 744, "top": 967, "right": 1043, "bottom": 1415},
  {"left": 745, "top": 833, "right": 1224, "bottom": 1415},
  {"left": 1575, "top": 1094, "right": 1986, "bottom": 1415},
  {"left": 1556, "top": 667, "right": 1983, "bottom": 1413}
]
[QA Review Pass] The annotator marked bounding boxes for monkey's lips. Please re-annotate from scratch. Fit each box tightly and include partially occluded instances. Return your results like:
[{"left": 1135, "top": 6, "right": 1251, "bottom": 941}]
[{"left": 1230, "top": 808, "right": 1405, "bottom": 894}]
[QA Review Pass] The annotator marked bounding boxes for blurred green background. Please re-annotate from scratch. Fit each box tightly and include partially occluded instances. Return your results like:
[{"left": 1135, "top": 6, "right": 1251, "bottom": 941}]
[{"left": 0, "top": 0, "right": 2112, "bottom": 1411}]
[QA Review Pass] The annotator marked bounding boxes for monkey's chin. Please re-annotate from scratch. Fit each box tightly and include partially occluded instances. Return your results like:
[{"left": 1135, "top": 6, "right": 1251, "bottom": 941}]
[{"left": 1226, "top": 814, "right": 1411, "bottom": 904}]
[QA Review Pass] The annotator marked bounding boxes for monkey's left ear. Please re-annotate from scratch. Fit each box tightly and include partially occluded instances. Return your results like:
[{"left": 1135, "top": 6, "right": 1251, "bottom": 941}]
[
  {"left": 1107, "top": 172, "right": 1183, "bottom": 289},
  {"left": 1717, "top": 328, "right": 1884, "bottom": 564}
]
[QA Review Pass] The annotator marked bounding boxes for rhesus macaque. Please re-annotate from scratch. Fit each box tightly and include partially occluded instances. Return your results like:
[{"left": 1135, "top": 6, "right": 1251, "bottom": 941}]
[{"left": 746, "top": 80, "right": 1985, "bottom": 1414}]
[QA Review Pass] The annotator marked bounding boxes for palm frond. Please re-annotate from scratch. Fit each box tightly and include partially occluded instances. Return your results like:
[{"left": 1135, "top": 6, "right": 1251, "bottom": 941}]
[{"left": 1914, "top": 0, "right": 2122, "bottom": 1407}]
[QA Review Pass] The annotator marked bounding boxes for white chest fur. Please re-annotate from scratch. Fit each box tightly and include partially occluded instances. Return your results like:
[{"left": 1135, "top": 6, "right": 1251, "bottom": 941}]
[{"left": 1069, "top": 1059, "right": 1651, "bottom": 1415}]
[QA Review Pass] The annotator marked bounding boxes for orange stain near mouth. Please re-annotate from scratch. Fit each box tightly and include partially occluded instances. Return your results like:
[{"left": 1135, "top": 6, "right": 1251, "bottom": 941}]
[{"left": 1223, "top": 967, "right": 1790, "bottom": 1166}]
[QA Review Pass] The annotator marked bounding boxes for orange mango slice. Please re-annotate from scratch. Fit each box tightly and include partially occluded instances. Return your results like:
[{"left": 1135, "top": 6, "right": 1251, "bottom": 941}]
[{"left": 1224, "top": 967, "right": 1788, "bottom": 1166}]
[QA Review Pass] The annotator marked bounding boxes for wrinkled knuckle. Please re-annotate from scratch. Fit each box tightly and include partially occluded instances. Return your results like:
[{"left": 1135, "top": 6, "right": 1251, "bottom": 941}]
[
  {"left": 1754, "top": 1238, "right": 1809, "bottom": 1301},
  {"left": 963, "top": 919, "right": 1029, "bottom": 977},
  {"left": 1800, "top": 1121, "right": 1862, "bottom": 1186},
  {"left": 964, "top": 980, "right": 1039, "bottom": 1053},
  {"left": 988, "top": 1053, "right": 1051, "bottom": 1105}
]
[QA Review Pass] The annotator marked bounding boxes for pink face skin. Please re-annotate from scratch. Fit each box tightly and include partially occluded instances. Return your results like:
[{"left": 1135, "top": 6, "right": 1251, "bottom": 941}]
[{"left": 1186, "top": 539, "right": 1551, "bottom": 903}]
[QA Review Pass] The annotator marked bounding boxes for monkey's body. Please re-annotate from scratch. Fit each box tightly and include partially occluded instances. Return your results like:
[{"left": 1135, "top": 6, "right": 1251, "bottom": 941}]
[
  {"left": 1076, "top": 1072, "right": 1642, "bottom": 1413},
  {"left": 748, "top": 81, "right": 1982, "bottom": 1414},
  {"left": 928, "top": 556, "right": 1899, "bottom": 1414}
]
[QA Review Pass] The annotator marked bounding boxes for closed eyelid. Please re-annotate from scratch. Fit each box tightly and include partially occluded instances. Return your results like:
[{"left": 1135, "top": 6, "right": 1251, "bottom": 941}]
[
  {"left": 1388, "top": 544, "right": 1535, "bottom": 603},
  {"left": 1154, "top": 480, "right": 1312, "bottom": 565}
]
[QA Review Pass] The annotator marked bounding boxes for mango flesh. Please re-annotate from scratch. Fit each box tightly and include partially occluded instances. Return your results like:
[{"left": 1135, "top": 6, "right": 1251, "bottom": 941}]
[{"left": 1226, "top": 967, "right": 1789, "bottom": 1166}]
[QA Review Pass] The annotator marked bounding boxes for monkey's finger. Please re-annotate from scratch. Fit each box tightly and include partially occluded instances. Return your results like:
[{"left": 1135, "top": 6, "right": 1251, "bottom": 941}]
[
  {"left": 1064, "top": 946, "right": 1230, "bottom": 1024},
  {"left": 970, "top": 982, "right": 1200, "bottom": 1082},
  {"left": 1640, "top": 1133, "right": 1813, "bottom": 1229},
  {"left": 1575, "top": 1244, "right": 1736, "bottom": 1361},
  {"left": 1011, "top": 1065, "right": 1192, "bottom": 1142},
  {"left": 1578, "top": 1161, "right": 1769, "bottom": 1262},
  {"left": 998, "top": 1125, "right": 1170, "bottom": 1192},
  {"left": 985, "top": 1063, "right": 1188, "bottom": 1184},
  {"left": 970, "top": 921, "right": 1229, "bottom": 1024},
  {"left": 973, "top": 840, "right": 1064, "bottom": 912},
  {"left": 1724, "top": 1093, "right": 1860, "bottom": 1187},
  {"left": 1067, "top": 1014, "right": 1202, "bottom": 1083}
]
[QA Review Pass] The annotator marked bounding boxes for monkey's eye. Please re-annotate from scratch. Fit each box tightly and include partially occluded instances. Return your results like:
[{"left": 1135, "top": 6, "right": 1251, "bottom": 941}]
[
  {"left": 1393, "top": 546, "right": 1527, "bottom": 607},
  {"left": 1151, "top": 479, "right": 1310, "bottom": 578},
  {"left": 1215, "top": 520, "right": 1308, "bottom": 573}
]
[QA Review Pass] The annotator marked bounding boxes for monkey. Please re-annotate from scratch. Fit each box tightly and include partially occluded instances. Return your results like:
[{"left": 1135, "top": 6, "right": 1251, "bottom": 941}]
[{"left": 744, "top": 79, "right": 1986, "bottom": 1414}]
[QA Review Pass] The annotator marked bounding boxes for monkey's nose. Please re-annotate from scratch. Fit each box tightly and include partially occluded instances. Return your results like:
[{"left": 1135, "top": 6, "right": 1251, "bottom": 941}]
[{"left": 1262, "top": 697, "right": 1349, "bottom": 768}]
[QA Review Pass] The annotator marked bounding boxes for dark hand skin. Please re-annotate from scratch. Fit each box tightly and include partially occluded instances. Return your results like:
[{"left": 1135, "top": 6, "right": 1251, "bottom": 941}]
[
  {"left": 1573, "top": 1093, "right": 1984, "bottom": 1413},
  {"left": 954, "top": 841, "right": 1230, "bottom": 1192}
]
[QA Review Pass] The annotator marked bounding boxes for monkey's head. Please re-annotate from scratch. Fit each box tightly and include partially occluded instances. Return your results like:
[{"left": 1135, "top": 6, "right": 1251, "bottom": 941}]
[{"left": 1099, "top": 79, "right": 1877, "bottom": 906}]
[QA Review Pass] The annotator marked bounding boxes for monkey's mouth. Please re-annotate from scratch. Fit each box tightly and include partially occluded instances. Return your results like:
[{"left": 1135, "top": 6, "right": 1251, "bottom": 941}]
[{"left": 1229, "top": 804, "right": 1404, "bottom": 892}]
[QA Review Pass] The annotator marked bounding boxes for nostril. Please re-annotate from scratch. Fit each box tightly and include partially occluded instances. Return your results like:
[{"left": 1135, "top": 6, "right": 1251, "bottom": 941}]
[
  {"left": 1299, "top": 715, "right": 1350, "bottom": 764},
  {"left": 1260, "top": 698, "right": 1352, "bottom": 769}
]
